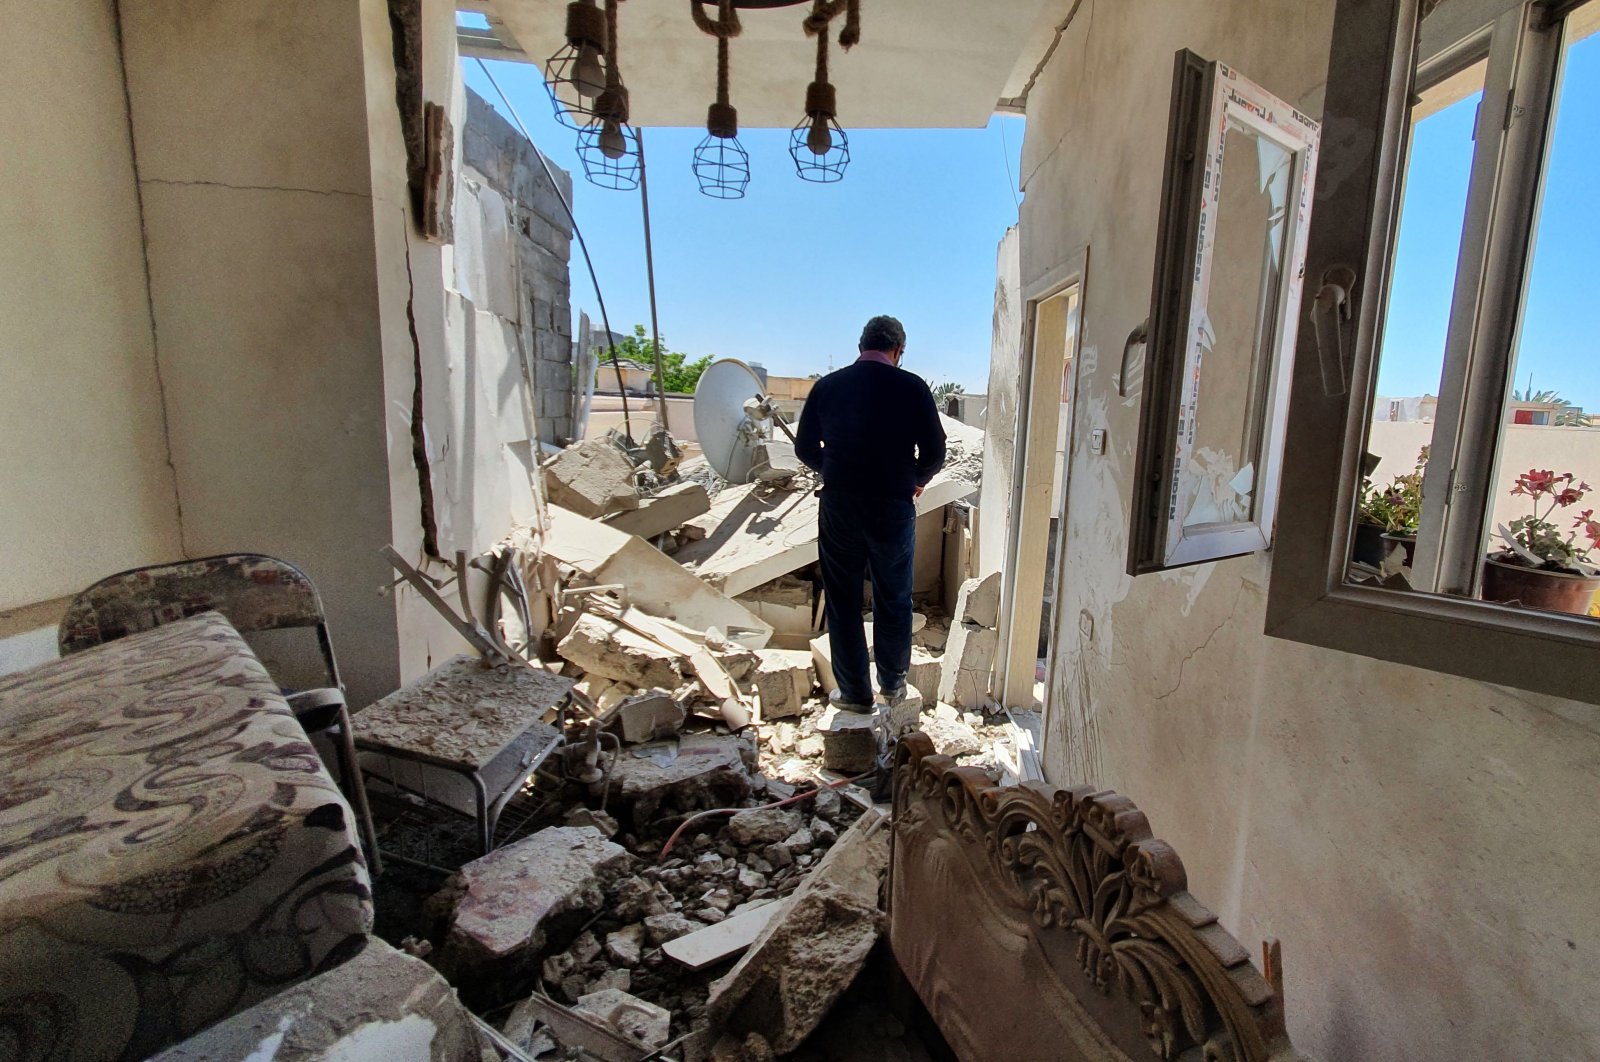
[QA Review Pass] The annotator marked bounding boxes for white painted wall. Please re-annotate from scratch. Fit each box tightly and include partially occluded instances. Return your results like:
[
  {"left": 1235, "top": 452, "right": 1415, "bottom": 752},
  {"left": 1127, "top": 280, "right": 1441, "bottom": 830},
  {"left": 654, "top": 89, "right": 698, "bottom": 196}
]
[
  {"left": 0, "top": 0, "right": 182, "bottom": 611},
  {"left": 977, "top": 226, "right": 1022, "bottom": 577},
  {"left": 1023, "top": 2, "right": 1600, "bottom": 1057}
]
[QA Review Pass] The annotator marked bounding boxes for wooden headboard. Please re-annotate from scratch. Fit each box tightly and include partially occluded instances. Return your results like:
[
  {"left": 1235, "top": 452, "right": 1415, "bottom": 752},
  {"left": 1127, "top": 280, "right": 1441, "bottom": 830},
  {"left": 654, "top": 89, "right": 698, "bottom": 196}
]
[{"left": 889, "top": 733, "right": 1303, "bottom": 1062}]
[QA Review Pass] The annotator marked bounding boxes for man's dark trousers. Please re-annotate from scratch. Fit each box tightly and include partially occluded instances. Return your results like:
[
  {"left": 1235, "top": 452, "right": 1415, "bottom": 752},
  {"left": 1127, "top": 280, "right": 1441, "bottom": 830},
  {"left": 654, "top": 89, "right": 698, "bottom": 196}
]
[{"left": 818, "top": 492, "right": 916, "bottom": 705}]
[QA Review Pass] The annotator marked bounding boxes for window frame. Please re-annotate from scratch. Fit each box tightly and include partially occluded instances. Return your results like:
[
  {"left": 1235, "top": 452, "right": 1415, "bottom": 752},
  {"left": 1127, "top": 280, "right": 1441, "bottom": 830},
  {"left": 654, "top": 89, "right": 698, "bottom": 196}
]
[
  {"left": 1128, "top": 52, "right": 1321, "bottom": 574},
  {"left": 1266, "top": 0, "right": 1600, "bottom": 704}
]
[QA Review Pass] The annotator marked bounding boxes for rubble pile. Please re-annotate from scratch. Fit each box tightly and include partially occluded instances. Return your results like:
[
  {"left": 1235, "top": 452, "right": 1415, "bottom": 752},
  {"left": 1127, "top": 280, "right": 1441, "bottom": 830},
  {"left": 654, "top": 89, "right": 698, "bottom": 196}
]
[{"left": 368, "top": 422, "right": 1037, "bottom": 1059}]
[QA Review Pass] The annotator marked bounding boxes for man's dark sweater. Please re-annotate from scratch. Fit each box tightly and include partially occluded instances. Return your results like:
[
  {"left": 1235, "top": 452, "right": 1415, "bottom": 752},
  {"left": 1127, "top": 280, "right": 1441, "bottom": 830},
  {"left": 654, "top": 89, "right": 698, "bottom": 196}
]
[{"left": 795, "top": 360, "right": 947, "bottom": 504}]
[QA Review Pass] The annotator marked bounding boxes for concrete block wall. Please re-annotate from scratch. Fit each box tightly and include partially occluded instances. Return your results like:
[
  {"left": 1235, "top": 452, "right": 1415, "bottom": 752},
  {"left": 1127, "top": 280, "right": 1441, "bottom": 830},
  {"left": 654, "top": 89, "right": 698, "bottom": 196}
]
[{"left": 463, "top": 90, "right": 576, "bottom": 444}]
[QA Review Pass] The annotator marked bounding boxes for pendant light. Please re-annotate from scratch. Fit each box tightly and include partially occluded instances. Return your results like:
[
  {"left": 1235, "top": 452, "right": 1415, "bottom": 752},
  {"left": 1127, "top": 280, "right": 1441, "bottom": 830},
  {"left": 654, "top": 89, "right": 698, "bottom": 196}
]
[
  {"left": 545, "top": 0, "right": 609, "bottom": 130},
  {"left": 690, "top": 0, "right": 751, "bottom": 199},
  {"left": 789, "top": 0, "right": 858, "bottom": 182},
  {"left": 577, "top": 0, "right": 642, "bottom": 190}
]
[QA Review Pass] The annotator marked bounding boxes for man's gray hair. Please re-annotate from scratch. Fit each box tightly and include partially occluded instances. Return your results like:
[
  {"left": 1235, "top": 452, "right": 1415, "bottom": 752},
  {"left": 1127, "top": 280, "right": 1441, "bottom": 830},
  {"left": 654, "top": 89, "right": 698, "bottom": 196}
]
[{"left": 858, "top": 315, "right": 906, "bottom": 353}]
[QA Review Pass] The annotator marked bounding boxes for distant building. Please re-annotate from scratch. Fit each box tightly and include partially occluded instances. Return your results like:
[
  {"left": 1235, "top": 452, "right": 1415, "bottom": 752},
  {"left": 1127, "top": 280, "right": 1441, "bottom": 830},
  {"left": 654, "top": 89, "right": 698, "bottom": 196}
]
[{"left": 1371, "top": 394, "right": 1438, "bottom": 423}]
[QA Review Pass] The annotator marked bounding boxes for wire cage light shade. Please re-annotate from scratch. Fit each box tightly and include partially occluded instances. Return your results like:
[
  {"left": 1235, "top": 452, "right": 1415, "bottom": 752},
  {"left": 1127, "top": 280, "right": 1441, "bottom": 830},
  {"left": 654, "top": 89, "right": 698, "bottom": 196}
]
[
  {"left": 693, "top": 134, "right": 751, "bottom": 199},
  {"left": 693, "top": 101, "right": 750, "bottom": 199},
  {"left": 577, "top": 117, "right": 642, "bottom": 191},
  {"left": 545, "top": 0, "right": 609, "bottom": 130},
  {"left": 790, "top": 112, "right": 850, "bottom": 182}
]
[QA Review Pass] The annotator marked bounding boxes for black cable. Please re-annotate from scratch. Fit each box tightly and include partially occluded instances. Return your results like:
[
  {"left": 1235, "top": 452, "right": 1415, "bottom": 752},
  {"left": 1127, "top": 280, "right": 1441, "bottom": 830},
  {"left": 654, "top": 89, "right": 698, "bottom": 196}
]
[{"left": 474, "top": 58, "right": 633, "bottom": 442}]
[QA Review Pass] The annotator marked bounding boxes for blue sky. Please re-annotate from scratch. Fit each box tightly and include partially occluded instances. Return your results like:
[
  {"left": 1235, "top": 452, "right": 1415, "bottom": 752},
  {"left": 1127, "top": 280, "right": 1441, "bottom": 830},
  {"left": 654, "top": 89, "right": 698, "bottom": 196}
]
[
  {"left": 463, "top": 56, "right": 1023, "bottom": 392},
  {"left": 1379, "top": 29, "right": 1600, "bottom": 410}
]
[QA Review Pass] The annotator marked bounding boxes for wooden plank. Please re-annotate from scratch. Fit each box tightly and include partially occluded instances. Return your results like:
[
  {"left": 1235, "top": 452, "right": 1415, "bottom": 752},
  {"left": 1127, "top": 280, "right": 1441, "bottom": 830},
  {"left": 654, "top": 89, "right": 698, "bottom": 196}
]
[{"left": 662, "top": 899, "right": 788, "bottom": 971}]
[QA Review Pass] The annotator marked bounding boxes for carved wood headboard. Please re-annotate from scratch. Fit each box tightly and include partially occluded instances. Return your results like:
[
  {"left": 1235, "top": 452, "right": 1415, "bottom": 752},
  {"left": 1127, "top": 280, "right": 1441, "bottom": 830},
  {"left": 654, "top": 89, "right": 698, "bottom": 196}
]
[{"left": 889, "top": 733, "right": 1303, "bottom": 1062}]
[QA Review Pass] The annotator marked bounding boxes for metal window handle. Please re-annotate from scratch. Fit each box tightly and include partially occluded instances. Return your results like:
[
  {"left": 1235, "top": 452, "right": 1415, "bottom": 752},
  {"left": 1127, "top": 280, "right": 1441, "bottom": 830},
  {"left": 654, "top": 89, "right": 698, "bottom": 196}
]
[
  {"left": 1116, "top": 319, "right": 1149, "bottom": 398},
  {"left": 1311, "top": 265, "right": 1357, "bottom": 397}
]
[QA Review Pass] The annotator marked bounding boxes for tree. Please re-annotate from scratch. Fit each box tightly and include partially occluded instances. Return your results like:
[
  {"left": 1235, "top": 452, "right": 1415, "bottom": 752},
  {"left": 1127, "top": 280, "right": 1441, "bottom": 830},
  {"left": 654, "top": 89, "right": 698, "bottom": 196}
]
[
  {"left": 931, "top": 381, "right": 966, "bottom": 403},
  {"left": 609, "top": 324, "right": 713, "bottom": 394}
]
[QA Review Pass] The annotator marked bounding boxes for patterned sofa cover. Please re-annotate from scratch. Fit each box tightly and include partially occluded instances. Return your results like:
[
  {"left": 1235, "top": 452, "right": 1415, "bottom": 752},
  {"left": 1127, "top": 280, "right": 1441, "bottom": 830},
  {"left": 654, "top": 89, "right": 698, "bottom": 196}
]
[{"left": 0, "top": 612, "right": 373, "bottom": 1061}]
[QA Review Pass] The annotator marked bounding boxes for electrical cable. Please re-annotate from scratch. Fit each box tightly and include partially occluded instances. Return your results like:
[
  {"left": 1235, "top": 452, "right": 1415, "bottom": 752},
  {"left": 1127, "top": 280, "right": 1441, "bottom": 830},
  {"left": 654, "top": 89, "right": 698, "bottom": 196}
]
[
  {"left": 474, "top": 58, "right": 634, "bottom": 441},
  {"left": 657, "top": 770, "right": 874, "bottom": 862}
]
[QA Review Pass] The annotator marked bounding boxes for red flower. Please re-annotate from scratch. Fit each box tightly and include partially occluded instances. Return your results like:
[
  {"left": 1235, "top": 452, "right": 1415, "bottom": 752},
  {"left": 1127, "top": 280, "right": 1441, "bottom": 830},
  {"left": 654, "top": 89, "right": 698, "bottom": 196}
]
[{"left": 1557, "top": 487, "right": 1585, "bottom": 507}]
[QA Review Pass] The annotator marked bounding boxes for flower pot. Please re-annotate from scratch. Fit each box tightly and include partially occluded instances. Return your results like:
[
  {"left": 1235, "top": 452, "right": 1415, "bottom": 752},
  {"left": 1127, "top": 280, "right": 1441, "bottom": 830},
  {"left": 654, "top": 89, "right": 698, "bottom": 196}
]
[
  {"left": 1353, "top": 522, "right": 1388, "bottom": 567},
  {"left": 1380, "top": 533, "right": 1416, "bottom": 568},
  {"left": 1481, "top": 554, "right": 1600, "bottom": 617}
]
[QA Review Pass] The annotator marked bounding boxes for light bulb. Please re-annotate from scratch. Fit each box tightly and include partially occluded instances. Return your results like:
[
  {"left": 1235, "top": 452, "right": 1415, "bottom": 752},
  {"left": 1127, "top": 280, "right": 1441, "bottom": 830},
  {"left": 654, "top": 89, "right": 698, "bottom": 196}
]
[
  {"left": 805, "top": 116, "right": 832, "bottom": 156},
  {"left": 599, "top": 120, "right": 627, "bottom": 160},
  {"left": 573, "top": 44, "right": 606, "bottom": 99}
]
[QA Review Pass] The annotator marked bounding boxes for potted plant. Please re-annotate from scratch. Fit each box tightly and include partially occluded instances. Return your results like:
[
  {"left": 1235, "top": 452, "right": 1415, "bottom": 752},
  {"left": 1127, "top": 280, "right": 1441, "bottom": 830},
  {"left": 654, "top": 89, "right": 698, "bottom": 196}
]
[
  {"left": 1482, "top": 469, "right": 1600, "bottom": 616},
  {"left": 1358, "top": 446, "right": 1427, "bottom": 568}
]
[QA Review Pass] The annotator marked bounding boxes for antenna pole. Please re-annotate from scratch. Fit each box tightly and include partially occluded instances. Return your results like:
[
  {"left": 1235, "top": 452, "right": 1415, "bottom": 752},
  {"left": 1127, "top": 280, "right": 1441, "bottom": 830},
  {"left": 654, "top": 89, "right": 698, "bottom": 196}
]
[{"left": 638, "top": 130, "right": 669, "bottom": 427}]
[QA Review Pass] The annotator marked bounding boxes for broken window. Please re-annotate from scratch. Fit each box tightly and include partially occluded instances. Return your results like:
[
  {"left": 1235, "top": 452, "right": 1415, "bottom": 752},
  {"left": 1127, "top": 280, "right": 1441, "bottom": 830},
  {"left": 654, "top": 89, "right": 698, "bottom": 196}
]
[
  {"left": 1267, "top": 0, "right": 1600, "bottom": 701},
  {"left": 1129, "top": 52, "right": 1321, "bottom": 573}
]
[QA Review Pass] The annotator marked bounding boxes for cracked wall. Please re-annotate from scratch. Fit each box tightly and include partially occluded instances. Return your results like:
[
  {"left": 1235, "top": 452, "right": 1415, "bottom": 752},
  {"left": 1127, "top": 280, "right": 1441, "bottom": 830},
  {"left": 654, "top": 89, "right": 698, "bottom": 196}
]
[
  {"left": 1021, "top": 1, "right": 1600, "bottom": 1058},
  {"left": 0, "top": 1, "right": 183, "bottom": 614}
]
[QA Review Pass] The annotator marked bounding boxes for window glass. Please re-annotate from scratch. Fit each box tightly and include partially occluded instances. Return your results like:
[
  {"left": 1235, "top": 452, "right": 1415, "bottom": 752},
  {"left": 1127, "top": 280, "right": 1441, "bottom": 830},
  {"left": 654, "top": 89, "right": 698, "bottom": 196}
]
[
  {"left": 1479, "top": 7, "right": 1600, "bottom": 616},
  {"left": 1351, "top": 56, "right": 1486, "bottom": 572}
]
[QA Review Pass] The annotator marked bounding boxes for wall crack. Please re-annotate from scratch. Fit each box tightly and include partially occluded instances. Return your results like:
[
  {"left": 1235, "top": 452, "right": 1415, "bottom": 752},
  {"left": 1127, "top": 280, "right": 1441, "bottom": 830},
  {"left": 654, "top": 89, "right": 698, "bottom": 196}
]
[
  {"left": 112, "top": 0, "right": 187, "bottom": 557},
  {"left": 401, "top": 210, "right": 441, "bottom": 559},
  {"left": 140, "top": 177, "right": 370, "bottom": 201},
  {"left": 1148, "top": 579, "right": 1251, "bottom": 702}
]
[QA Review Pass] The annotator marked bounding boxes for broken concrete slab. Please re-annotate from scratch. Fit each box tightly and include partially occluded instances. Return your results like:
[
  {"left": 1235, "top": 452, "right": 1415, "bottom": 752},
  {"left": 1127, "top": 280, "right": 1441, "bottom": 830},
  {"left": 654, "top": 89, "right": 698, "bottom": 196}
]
[
  {"left": 607, "top": 689, "right": 686, "bottom": 744},
  {"left": 151, "top": 939, "right": 491, "bottom": 1061},
  {"left": 541, "top": 506, "right": 773, "bottom": 647},
  {"left": 937, "top": 621, "right": 998, "bottom": 709},
  {"left": 813, "top": 707, "right": 878, "bottom": 773},
  {"left": 544, "top": 437, "right": 641, "bottom": 519},
  {"left": 608, "top": 732, "right": 756, "bottom": 823},
  {"left": 664, "top": 896, "right": 790, "bottom": 971},
  {"left": 953, "top": 571, "right": 1002, "bottom": 629},
  {"left": 603, "top": 480, "right": 711, "bottom": 540},
  {"left": 560, "top": 613, "right": 685, "bottom": 690},
  {"left": 503, "top": 991, "right": 651, "bottom": 1062},
  {"left": 736, "top": 576, "right": 816, "bottom": 651},
  {"left": 437, "top": 825, "right": 632, "bottom": 984},
  {"left": 706, "top": 811, "right": 890, "bottom": 1054},
  {"left": 675, "top": 475, "right": 978, "bottom": 599},
  {"left": 752, "top": 648, "right": 813, "bottom": 720},
  {"left": 575, "top": 988, "right": 672, "bottom": 1050},
  {"left": 920, "top": 701, "right": 984, "bottom": 756},
  {"left": 727, "top": 807, "right": 803, "bottom": 846}
]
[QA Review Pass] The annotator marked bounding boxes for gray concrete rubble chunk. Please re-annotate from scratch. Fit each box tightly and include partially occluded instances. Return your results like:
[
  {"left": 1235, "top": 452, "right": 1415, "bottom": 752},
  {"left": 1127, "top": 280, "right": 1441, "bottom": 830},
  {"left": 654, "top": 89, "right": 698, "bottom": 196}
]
[
  {"left": 609, "top": 690, "right": 686, "bottom": 744},
  {"left": 608, "top": 732, "right": 756, "bottom": 822},
  {"left": 560, "top": 613, "right": 684, "bottom": 690},
  {"left": 543, "top": 437, "right": 641, "bottom": 518},
  {"left": 937, "top": 621, "right": 998, "bottom": 709},
  {"left": 727, "top": 807, "right": 803, "bottom": 846},
  {"left": 437, "top": 826, "right": 632, "bottom": 982},
  {"left": 706, "top": 812, "right": 890, "bottom": 1054},
  {"left": 605, "top": 923, "right": 645, "bottom": 967},
  {"left": 151, "top": 939, "right": 492, "bottom": 1061},
  {"left": 603, "top": 480, "right": 711, "bottom": 540},
  {"left": 954, "top": 571, "right": 1002, "bottom": 630},
  {"left": 575, "top": 988, "right": 673, "bottom": 1049},
  {"left": 920, "top": 703, "right": 984, "bottom": 757},
  {"left": 752, "top": 648, "right": 813, "bottom": 720},
  {"left": 644, "top": 912, "right": 699, "bottom": 946}
]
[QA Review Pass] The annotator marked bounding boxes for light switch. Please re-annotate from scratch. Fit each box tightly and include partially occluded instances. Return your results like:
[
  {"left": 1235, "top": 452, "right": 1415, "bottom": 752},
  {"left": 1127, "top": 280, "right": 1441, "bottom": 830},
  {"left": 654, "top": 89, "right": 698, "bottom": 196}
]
[{"left": 1090, "top": 428, "right": 1107, "bottom": 455}]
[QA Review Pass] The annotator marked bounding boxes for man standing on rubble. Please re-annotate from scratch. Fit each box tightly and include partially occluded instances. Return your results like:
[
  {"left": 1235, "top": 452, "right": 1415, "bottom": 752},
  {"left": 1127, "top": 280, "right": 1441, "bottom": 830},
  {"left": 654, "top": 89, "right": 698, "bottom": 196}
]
[{"left": 795, "top": 315, "right": 946, "bottom": 713}]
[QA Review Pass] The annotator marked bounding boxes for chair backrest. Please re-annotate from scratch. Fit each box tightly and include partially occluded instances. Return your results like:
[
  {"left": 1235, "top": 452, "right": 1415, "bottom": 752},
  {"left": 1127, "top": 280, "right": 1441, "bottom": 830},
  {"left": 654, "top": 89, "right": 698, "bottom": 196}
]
[
  {"left": 58, "top": 554, "right": 338, "bottom": 685},
  {"left": 889, "top": 732, "right": 1304, "bottom": 1062}
]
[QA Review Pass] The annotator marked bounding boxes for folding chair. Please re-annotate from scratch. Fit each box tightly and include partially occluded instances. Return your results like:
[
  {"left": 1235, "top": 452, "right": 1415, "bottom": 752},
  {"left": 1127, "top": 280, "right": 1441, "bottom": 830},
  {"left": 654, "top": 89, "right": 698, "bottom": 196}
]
[{"left": 58, "top": 552, "right": 382, "bottom": 873}]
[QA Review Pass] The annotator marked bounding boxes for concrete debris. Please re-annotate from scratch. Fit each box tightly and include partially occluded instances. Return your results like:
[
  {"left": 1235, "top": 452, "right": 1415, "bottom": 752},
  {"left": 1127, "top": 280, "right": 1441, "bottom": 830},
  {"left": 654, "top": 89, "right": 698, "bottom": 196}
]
[
  {"left": 921, "top": 702, "right": 985, "bottom": 757},
  {"left": 608, "top": 732, "right": 756, "bottom": 823},
  {"left": 812, "top": 706, "right": 878, "bottom": 774},
  {"left": 561, "top": 613, "right": 685, "bottom": 690},
  {"left": 604, "top": 480, "right": 710, "bottom": 540},
  {"left": 605, "top": 924, "right": 645, "bottom": 967},
  {"left": 565, "top": 805, "right": 621, "bottom": 838},
  {"left": 752, "top": 648, "right": 814, "bottom": 720},
  {"left": 644, "top": 427, "right": 683, "bottom": 478},
  {"left": 953, "top": 571, "right": 1002, "bottom": 630},
  {"left": 542, "top": 505, "right": 773, "bottom": 646},
  {"left": 151, "top": 939, "right": 492, "bottom": 1062},
  {"left": 706, "top": 811, "right": 890, "bottom": 1054},
  {"left": 543, "top": 436, "right": 642, "bottom": 519},
  {"left": 436, "top": 825, "right": 632, "bottom": 988},
  {"left": 675, "top": 474, "right": 978, "bottom": 598},
  {"left": 575, "top": 987, "right": 673, "bottom": 1049},
  {"left": 937, "top": 620, "right": 998, "bottom": 709},
  {"left": 735, "top": 575, "right": 817, "bottom": 650},
  {"left": 727, "top": 807, "right": 803, "bottom": 846},
  {"left": 609, "top": 690, "right": 687, "bottom": 744}
]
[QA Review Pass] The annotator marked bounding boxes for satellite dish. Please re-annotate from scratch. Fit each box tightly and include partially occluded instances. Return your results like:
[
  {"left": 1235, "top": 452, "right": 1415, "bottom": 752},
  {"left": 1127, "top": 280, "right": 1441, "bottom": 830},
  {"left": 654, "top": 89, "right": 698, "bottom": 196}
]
[{"left": 694, "top": 358, "right": 769, "bottom": 483}]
